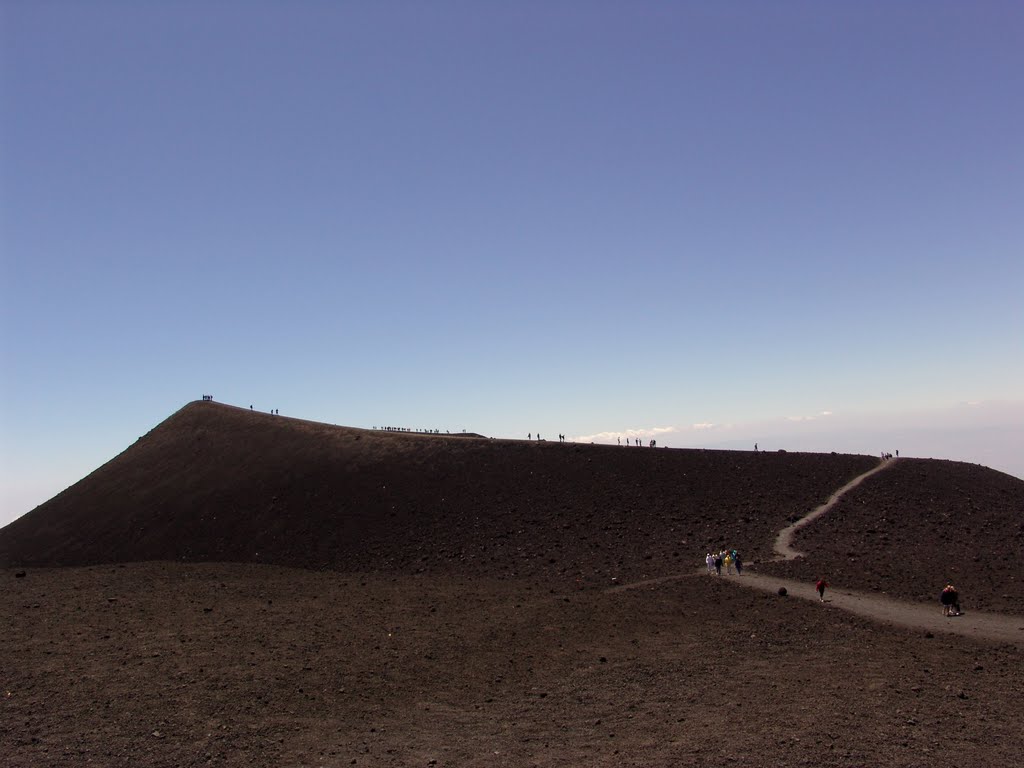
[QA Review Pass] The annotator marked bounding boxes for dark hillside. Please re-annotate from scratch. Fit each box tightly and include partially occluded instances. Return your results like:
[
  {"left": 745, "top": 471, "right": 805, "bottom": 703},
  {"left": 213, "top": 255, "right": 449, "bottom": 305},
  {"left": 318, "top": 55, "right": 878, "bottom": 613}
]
[
  {"left": 0, "top": 401, "right": 876, "bottom": 586},
  {"left": 757, "top": 458, "right": 1024, "bottom": 614}
]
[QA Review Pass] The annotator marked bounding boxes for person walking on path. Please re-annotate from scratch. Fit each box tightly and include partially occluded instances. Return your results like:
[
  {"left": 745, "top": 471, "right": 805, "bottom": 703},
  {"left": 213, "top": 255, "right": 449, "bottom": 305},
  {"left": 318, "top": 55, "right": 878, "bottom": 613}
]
[
  {"left": 941, "top": 584, "right": 961, "bottom": 616},
  {"left": 706, "top": 553, "right": 715, "bottom": 574},
  {"left": 816, "top": 578, "right": 829, "bottom": 602},
  {"left": 734, "top": 552, "right": 743, "bottom": 576},
  {"left": 714, "top": 554, "right": 723, "bottom": 576}
]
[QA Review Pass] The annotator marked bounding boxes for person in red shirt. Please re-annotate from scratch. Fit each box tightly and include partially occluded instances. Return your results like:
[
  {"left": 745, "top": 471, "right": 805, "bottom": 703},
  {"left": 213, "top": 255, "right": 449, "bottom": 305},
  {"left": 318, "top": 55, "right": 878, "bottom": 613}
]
[{"left": 816, "top": 578, "right": 829, "bottom": 602}]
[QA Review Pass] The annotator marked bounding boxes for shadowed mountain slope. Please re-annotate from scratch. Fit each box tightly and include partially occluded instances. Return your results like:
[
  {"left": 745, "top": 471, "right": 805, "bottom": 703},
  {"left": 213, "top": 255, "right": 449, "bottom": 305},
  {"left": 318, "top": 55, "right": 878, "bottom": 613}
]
[
  {"left": 5, "top": 403, "right": 1024, "bottom": 768},
  {"left": 0, "top": 401, "right": 880, "bottom": 586},
  {"left": 757, "top": 458, "right": 1024, "bottom": 614}
]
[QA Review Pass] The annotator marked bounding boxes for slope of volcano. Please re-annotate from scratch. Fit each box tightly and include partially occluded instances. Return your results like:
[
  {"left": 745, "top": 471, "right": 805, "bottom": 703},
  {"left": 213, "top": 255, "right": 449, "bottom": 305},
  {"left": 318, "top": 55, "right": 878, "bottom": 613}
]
[
  {"left": 3, "top": 401, "right": 1024, "bottom": 767},
  {"left": 756, "top": 456, "right": 1024, "bottom": 614},
  {"left": 0, "top": 400, "right": 878, "bottom": 587}
]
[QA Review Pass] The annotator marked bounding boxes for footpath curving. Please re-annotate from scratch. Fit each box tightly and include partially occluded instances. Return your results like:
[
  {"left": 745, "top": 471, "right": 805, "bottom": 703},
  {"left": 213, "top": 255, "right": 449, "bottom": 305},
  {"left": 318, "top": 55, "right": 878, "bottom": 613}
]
[
  {"left": 610, "top": 458, "right": 1024, "bottom": 647},
  {"left": 713, "top": 570, "right": 1024, "bottom": 646},
  {"left": 773, "top": 457, "right": 897, "bottom": 560}
]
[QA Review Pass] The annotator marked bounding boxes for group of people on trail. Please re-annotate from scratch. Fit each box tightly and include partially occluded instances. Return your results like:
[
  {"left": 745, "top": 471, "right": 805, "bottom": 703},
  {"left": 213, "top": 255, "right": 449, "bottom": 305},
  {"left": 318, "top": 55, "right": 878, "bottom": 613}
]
[
  {"left": 616, "top": 437, "right": 656, "bottom": 446},
  {"left": 532, "top": 433, "right": 574, "bottom": 441},
  {"left": 790, "top": 576, "right": 963, "bottom": 612},
  {"left": 706, "top": 549, "right": 743, "bottom": 576},
  {"left": 800, "top": 578, "right": 965, "bottom": 612},
  {"left": 702, "top": 554, "right": 968, "bottom": 617}
]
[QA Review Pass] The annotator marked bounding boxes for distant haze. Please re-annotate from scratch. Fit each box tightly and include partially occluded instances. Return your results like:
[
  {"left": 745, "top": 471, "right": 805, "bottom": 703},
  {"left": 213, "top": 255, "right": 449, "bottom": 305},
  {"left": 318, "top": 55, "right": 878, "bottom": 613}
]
[{"left": 575, "top": 401, "right": 1024, "bottom": 481}]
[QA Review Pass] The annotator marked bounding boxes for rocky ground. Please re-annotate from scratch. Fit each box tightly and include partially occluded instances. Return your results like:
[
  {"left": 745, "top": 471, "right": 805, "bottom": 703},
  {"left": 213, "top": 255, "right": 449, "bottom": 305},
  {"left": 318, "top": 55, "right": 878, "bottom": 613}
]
[
  {"left": 3, "top": 562, "right": 1023, "bottom": 768},
  {"left": 3, "top": 403, "right": 1022, "bottom": 766}
]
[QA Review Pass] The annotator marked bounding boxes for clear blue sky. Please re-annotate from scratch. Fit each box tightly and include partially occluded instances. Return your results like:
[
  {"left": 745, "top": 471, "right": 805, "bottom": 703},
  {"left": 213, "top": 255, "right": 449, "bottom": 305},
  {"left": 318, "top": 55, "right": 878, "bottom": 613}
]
[{"left": 2, "top": 1, "right": 1022, "bottom": 525}]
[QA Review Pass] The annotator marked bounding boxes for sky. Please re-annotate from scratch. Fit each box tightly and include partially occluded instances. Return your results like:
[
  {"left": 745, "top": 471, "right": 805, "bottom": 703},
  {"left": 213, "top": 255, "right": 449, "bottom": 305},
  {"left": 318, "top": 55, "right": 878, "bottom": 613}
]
[{"left": 1, "top": 1, "right": 1022, "bottom": 527}]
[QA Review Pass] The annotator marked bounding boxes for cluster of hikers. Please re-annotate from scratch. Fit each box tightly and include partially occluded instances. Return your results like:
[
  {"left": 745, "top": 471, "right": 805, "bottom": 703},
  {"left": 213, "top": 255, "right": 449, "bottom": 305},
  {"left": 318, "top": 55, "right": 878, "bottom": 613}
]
[
  {"left": 705, "top": 564, "right": 962, "bottom": 617},
  {"left": 617, "top": 437, "right": 657, "bottom": 446},
  {"left": 376, "top": 427, "right": 457, "bottom": 434},
  {"left": 705, "top": 549, "right": 743, "bottom": 576}
]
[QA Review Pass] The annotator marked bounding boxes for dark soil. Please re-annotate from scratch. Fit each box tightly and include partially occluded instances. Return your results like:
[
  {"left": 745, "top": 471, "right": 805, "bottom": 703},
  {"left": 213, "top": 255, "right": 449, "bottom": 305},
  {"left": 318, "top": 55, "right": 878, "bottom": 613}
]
[
  {"left": 4, "top": 563, "right": 1023, "bottom": 768},
  {"left": 756, "top": 458, "right": 1024, "bottom": 615},
  {"left": 2, "top": 401, "right": 1022, "bottom": 766}
]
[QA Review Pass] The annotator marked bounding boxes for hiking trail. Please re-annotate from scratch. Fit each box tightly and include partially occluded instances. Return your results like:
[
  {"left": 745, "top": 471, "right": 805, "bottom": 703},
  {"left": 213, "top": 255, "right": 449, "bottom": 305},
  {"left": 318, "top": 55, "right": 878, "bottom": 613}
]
[
  {"left": 608, "top": 458, "right": 1024, "bottom": 646},
  {"left": 773, "top": 457, "right": 896, "bottom": 560}
]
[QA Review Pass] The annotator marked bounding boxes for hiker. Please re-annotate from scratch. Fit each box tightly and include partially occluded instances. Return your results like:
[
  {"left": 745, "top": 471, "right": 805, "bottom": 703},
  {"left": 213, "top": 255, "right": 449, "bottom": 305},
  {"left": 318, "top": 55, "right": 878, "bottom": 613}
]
[
  {"left": 724, "top": 551, "right": 734, "bottom": 574},
  {"left": 734, "top": 552, "right": 743, "bottom": 575},
  {"left": 816, "top": 578, "right": 829, "bottom": 602},
  {"left": 714, "top": 554, "right": 723, "bottom": 576},
  {"left": 940, "top": 584, "right": 961, "bottom": 616},
  {"left": 706, "top": 552, "right": 715, "bottom": 574}
]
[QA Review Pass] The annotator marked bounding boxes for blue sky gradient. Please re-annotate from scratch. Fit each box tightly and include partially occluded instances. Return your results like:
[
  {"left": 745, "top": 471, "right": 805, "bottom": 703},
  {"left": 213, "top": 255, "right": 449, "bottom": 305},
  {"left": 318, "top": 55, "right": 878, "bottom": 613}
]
[{"left": 2, "top": 2, "right": 1022, "bottom": 524}]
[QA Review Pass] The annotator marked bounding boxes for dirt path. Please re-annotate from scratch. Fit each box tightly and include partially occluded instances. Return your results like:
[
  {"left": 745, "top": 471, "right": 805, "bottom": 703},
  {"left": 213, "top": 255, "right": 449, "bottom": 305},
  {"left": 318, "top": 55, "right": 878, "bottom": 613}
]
[
  {"left": 609, "top": 568, "right": 1024, "bottom": 647},
  {"left": 774, "top": 457, "right": 895, "bottom": 560},
  {"left": 609, "top": 458, "right": 1024, "bottom": 647},
  {"left": 713, "top": 571, "right": 1024, "bottom": 646}
]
